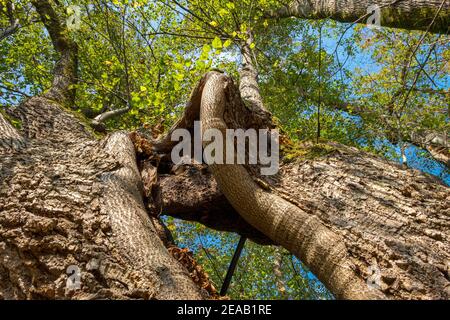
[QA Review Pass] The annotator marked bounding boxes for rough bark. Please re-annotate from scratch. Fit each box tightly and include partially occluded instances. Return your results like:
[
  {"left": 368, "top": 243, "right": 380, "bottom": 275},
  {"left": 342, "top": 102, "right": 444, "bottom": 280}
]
[
  {"left": 0, "top": 97, "right": 204, "bottom": 299},
  {"left": 269, "top": 0, "right": 450, "bottom": 34},
  {"left": 265, "top": 142, "right": 450, "bottom": 300},
  {"left": 152, "top": 71, "right": 449, "bottom": 300}
]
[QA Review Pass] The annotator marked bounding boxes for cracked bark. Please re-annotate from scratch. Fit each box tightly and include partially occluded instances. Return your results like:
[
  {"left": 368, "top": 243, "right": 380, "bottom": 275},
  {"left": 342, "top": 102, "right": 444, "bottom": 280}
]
[
  {"left": 144, "top": 70, "right": 449, "bottom": 300},
  {"left": 0, "top": 99, "right": 204, "bottom": 299}
]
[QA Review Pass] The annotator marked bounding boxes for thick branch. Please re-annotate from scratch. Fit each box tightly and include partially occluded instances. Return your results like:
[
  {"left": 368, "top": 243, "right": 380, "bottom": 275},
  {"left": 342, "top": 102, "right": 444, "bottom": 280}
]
[
  {"left": 154, "top": 71, "right": 449, "bottom": 299},
  {"left": 199, "top": 71, "right": 383, "bottom": 299},
  {"left": 240, "top": 35, "right": 266, "bottom": 112},
  {"left": 157, "top": 163, "right": 273, "bottom": 245},
  {"left": 32, "top": 0, "right": 78, "bottom": 106},
  {"left": 269, "top": 0, "right": 450, "bottom": 34},
  {"left": 239, "top": 34, "right": 273, "bottom": 126}
]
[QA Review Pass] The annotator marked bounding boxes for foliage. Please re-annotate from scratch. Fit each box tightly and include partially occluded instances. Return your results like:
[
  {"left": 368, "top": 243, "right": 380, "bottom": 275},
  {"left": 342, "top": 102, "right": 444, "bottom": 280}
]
[{"left": 350, "top": 27, "right": 449, "bottom": 152}]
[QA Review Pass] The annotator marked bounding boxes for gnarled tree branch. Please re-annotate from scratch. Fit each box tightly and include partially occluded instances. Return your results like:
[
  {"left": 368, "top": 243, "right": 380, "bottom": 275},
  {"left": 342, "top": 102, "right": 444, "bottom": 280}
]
[
  {"left": 199, "top": 71, "right": 384, "bottom": 299},
  {"left": 148, "top": 65, "right": 449, "bottom": 299}
]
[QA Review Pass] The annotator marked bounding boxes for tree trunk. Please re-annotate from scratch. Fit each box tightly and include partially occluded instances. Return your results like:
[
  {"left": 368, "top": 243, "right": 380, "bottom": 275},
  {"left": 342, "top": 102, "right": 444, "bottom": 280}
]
[
  {"left": 0, "top": 97, "right": 204, "bottom": 299},
  {"left": 1, "top": 72, "right": 449, "bottom": 300},
  {"left": 0, "top": 1, "right": 205, "bottom": 299},
  {"left": 269, "top": 0, "right": 450, "bottom": 34},
  {"left": 0, "top": 0, "right": 207, "bottom": 300},
  {"left": 148, "top": 71, "right": 449, "bottom": 300}
]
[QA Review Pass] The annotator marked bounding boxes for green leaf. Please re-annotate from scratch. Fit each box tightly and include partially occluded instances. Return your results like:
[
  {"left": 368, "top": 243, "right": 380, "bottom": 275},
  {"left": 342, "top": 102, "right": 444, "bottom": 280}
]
[
  {"left": 202, "top": 44, "right": 211, "bottom": 54},
  {"left": 223, "top": 39, "right": 232, "bottom": 48},
  {"left": 218, "top": 9, "right": 229, "bottom": 17},
  {"left": 226, "top": 2, "right": 235, "bottom": 10},
  {"left": 174, "top": 73, "right": 184, "bottom": 81},
  {"left": 212, "top": 37, "right": 222, "bottom": 49}
]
